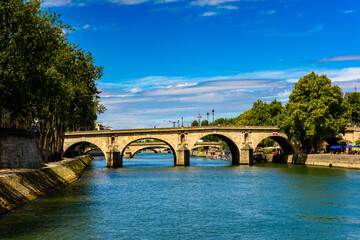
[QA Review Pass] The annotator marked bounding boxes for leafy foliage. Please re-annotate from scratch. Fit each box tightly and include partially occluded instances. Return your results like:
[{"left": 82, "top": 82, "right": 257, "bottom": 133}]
[
  {"left": 191, "top": 120, "right": 199, "bottom": 127},
  {"left": 209, "top": 117, "right": 236, "bottom": 126},
  {"left": 278, "top": 72, "right": 347, "bottom": 151},
  {"left": 344, "top": 92, "right": 360, "bottom": 126},
  {"left": 235, "top": 99, "right": 283, "bottom": 126},
  {"left": 0, "top": 0, "right": 105, "bottom": 162},
  {"left": 201, "top": 119, "right": 209, "bottom": 126},
  {"left": 257, "top": 138, "right": 276, "bottom": 148}
]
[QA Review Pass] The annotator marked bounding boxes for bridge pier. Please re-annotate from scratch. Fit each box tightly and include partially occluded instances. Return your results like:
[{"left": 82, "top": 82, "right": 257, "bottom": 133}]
[
  {"left": 239, "top": 143, "right": 254, "bottom": 165},
  {"left": 106, "top": 150, "right": 122, "bottom": 167},
  {"left": 175, "top": 145, "right": 190, "bottom": 166}
]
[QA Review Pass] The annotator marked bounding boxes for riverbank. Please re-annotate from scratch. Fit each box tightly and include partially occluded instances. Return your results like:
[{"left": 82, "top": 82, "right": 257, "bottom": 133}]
[
  {"left": 0, "top": 155, "right": 92, "bottom": 215},
  {"left": 266, "top": 154, "right": 360, "bottom": 169}
]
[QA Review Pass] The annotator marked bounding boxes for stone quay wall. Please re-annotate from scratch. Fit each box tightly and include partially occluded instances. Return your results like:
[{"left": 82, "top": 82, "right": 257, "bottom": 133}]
[
  {"left": 0, "top": 129, "right": 42, "bottom": 169},
  {"left": 289, "top": 154, "right": 360, "bottom": 169},
  {"left": 0, "top": 155, "right": 92, "bottom": 215},
  {"left": 266, "top": 154, "right": 360, "bottom": 169}
]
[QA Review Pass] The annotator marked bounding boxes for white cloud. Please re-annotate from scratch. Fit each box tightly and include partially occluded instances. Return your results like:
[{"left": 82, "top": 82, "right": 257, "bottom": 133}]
[
  {"left": 175, "top": 83, "right": 198, "bottom": 87},
  {"left": 42, "top": 0, "right": 72, "bottom": 7},
  {"left": 200, "top": 11, "right": 219, "bottom": 17},
  {"left": 324, "top": 68, "right": 360, "bottom": 82},
  {"left": 146, "top": 79, "right": 279, "bottom": 96},
  {"left": 129, "top": 87, "right": 142, "bottom": 93},
  {"left": 341, "top": 10, "right": 354, "bottom": 14},
  {"left": 191, "top": 0, "right": 239, "bottom": 7},
  {"left": 318, "top": 55, "right": 360, "bottom": 62},
  {"left": 286, "top": 78, "right": 299, "bottom": 83},
  {"left": 155, "top": 0, "right": 179, "bottom": 3},
  {"left": 109, "top": 0, "right": 150, "bottom": 4},
  {"left": 259, "top": 9, "right": 276, "bottom": 15},
  {"left": 82, "top": 24, "right": 90, "bottom": 29},
  {"left": 217, "top": 5, "right": 238, "bottom": 10}
]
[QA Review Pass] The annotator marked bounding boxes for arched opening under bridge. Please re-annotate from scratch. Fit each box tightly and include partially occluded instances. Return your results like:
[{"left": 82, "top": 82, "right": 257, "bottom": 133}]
[
  {"left": 255, "top": 136, "right": 295, "bottom": 163},
  {"left": 64, "top": 141, "right": 106, "bottom": 159},
  {"left": 133, "top": 147, "right": 160, "bottom": 155},
  {"left": 121, "top": 138, "right": 176, "bottom": 167},
  {"left": 193, "top": 134, "right": 240, "bottom": 164}
]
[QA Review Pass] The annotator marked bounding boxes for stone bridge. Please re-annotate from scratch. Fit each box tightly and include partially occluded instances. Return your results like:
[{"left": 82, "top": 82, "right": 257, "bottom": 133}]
[
  {"left": 123, "top": 141, "right": 222, "bottom": 158},
  {"left": 64, "top": 126, "right": 295, "bottom": 167}
]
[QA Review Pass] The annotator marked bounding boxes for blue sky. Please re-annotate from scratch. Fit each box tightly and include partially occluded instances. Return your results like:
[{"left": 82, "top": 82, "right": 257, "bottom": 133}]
[{"left": 42, "top": 0, "right": 360, "bottom": 129}]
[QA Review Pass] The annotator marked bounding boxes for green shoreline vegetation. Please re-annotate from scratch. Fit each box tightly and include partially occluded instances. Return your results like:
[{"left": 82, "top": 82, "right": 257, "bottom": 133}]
[{"left": 0, "top": 0, "right": 105, "bottom": 163}]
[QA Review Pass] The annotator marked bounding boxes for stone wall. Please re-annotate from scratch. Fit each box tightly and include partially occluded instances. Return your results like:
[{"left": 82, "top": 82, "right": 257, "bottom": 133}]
[
  {"left": 265, "top": 153, "right": 360, "bottom": 169},
  {"left": 289, "top": 154, "right": 360, "bottom": 169},
  {"left": 0, "top": 129, "right": 42, "bottom": 169},
  {"left": 0, "top": 155, "right": 92, "bottom": 215}
]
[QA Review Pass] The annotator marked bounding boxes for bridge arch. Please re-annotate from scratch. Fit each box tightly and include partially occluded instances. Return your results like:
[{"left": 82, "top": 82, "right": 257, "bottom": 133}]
[
  {"left": 133, "top": 147, "right": 160, "bottom": 156},
  {"left": 131, "top": 145, "right": 172, "bottom": 156},
  {"left": 253, "top": 135, "right": 296, "bottom": 155},
  {"left": 121, "top": 138, "right": 177, "bottom": 165},
  {"left": 64, "top": 141, "right": 107, "bottom": 159},
  {"left": 189, "top": 133, "right": 240, "bottom": 164}
]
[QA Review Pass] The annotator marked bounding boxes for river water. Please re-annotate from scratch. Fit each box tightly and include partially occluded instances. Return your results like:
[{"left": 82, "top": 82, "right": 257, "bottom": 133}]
[{"left": 1, "top": 153, "right": 360, "bottom": 239}]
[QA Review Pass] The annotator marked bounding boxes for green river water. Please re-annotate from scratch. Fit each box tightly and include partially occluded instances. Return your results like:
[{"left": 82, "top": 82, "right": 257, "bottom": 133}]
[{"left": 0, "top": 153, "right": 360, "bottom": 239}]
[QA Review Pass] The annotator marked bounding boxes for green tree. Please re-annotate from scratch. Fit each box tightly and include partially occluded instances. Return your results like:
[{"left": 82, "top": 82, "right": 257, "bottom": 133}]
[
  {"left": 257, "top": 138, "right": 276, "bottom": 148},
  {"left": 221, "top": 141, "right": 228, "bottom": 151},
  {"left": 235, "top": 110, "right": 252, "bottom": 125},
  {"left": 191, "top": 120, "right": 199, "bottom": 127},
  {"left": 344, "top": 92, "right": 360, "bottom": 126},
  {"left": 1, "top": 0, "right": 104, "bottom": 162},
  {"left": 202, "top": 135, "right": 222, "bottom": 142},
  {"left": 201, "top": 119, "right": 209, "bottom": 126},
  {"left": 279, "top": 72, "right": 348, "bottom": 152},
  {"left": 235, "top": 99, "right": 283, "bottom": 126},
  {"left": 0, "top": 0, "right": 66, "bottom": 126},
  {"left": 209, "top": 117, "right": 236, "bottom": 126}
]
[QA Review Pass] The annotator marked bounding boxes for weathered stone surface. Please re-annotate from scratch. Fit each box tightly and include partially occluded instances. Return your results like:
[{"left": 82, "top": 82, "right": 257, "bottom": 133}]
[
  {"left": 238, "top": 143, "right": 254, "bottom": 165},
  {"left": 291, "top": 154, "right": 360, "bottom": 169},
  {"left": 0, "top": 129, "right": 42, "bottom": 169},
  {"left": 176, "top": 145, "right": 190, "bottom": 166},
  {"left": 0, "top": 155, "right": 92, "bottom": 215}
]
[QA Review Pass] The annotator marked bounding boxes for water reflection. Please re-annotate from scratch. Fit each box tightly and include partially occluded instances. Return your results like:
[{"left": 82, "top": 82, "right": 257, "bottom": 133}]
[{"left": 0, "top": 153, "right": 360, "bottom": 240}]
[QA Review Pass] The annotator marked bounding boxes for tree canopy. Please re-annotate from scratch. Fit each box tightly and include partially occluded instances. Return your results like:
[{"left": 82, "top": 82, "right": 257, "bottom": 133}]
[
  {"left": 201, "top": 119, "right": 209, "bottom": 126},
  {"left": 235, "top": 99, "right": 283, "bottom": 126},
  {"left": 344, "top": 92, "right": 360, "bottom": 126},
  {"left": 278, "top": 72, "right": 347, "bottom": 151},
  {"left": 209, "top": 117, "right": 236, "bottom": 126},
  {"left": 191, "top": 120, "right": 199, "bottom": 127},
  {"left": 0, "top": 0, "right": 105, "bottom": 162}
]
